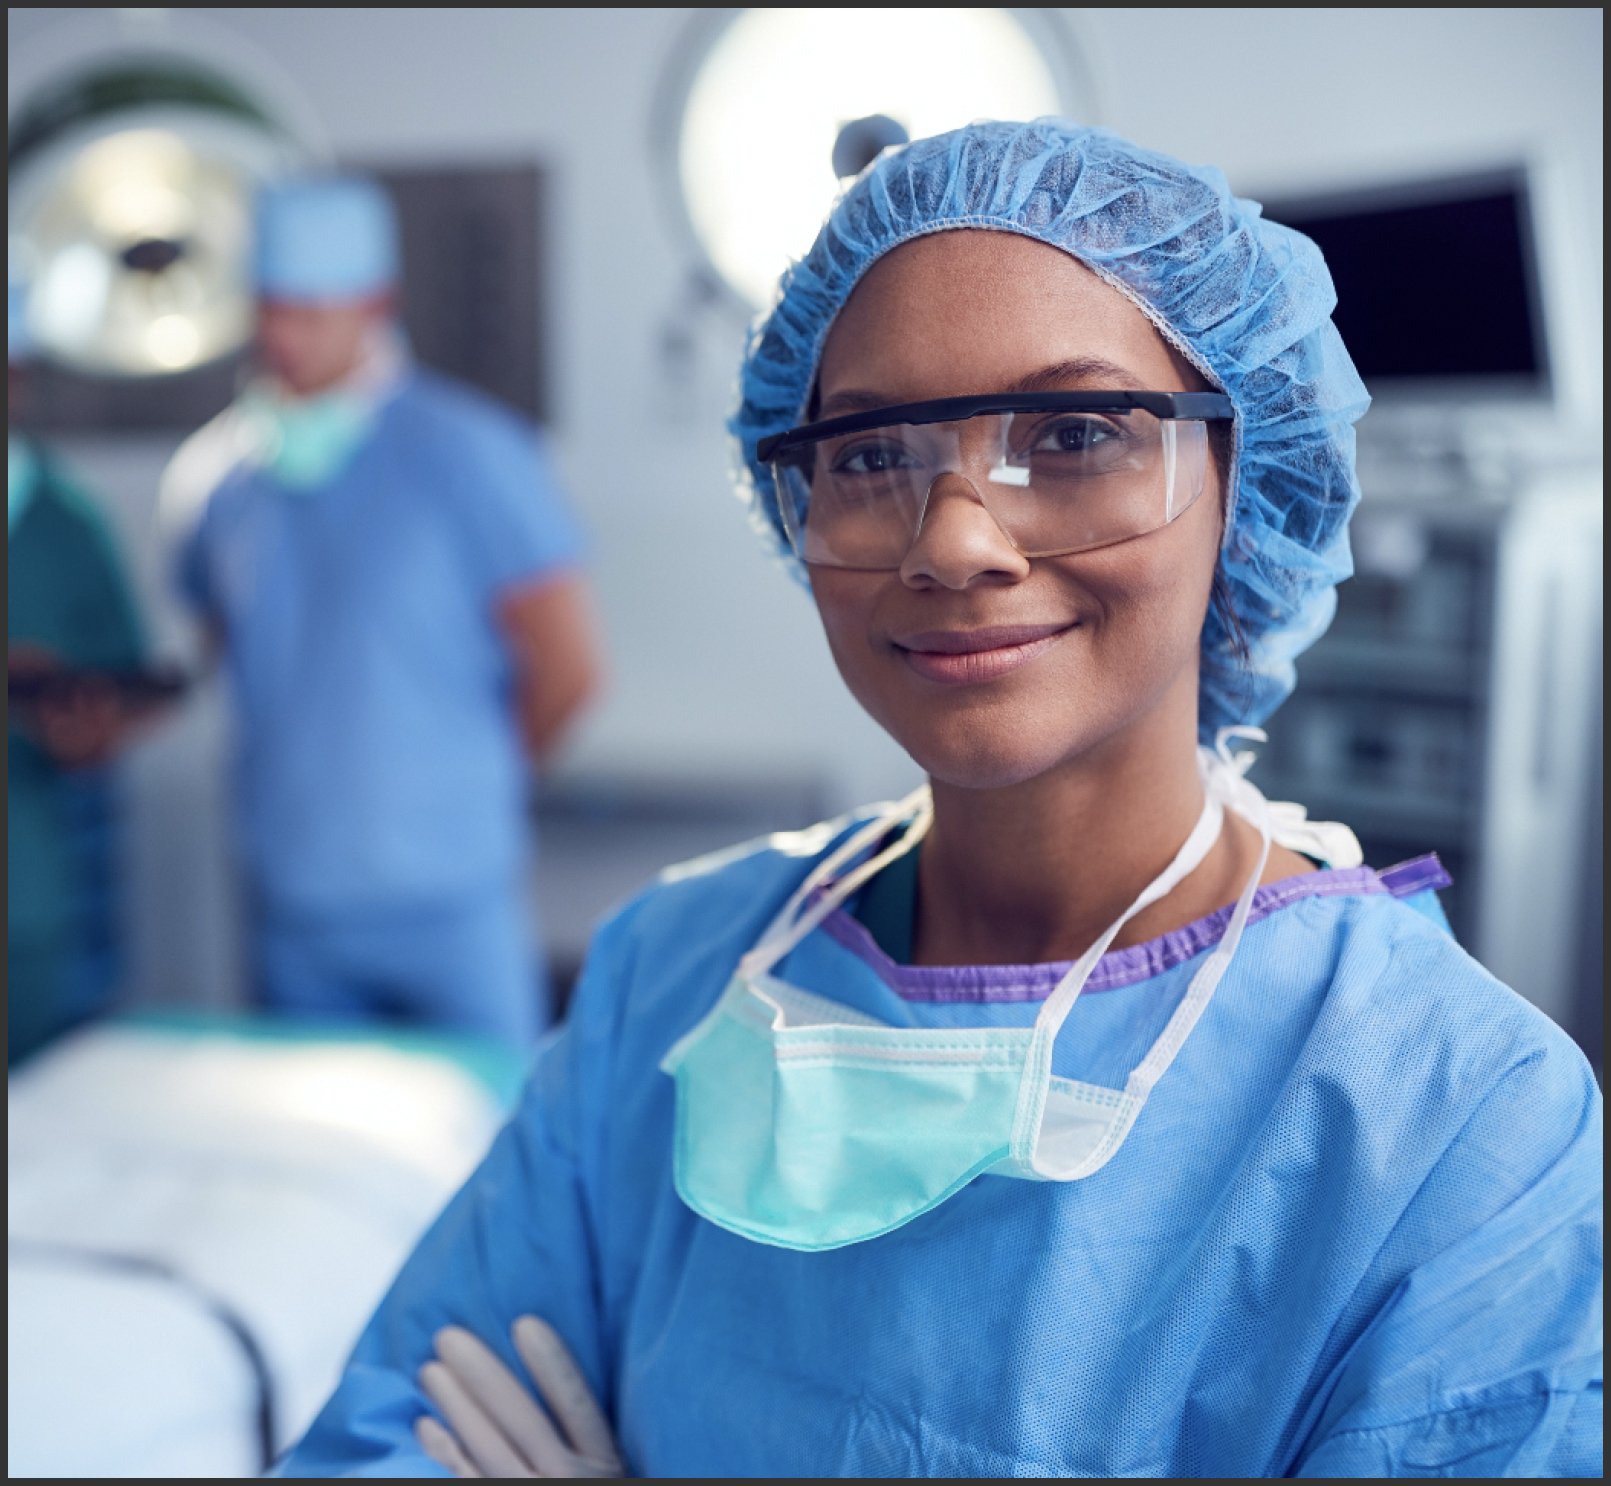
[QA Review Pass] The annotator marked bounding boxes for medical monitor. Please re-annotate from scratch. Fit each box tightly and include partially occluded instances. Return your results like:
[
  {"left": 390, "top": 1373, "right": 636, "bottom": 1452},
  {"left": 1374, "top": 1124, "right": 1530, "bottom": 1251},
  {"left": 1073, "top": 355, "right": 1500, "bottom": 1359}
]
[{"left": 1260, "top": 167, "right": 1551, "bottom": 405}]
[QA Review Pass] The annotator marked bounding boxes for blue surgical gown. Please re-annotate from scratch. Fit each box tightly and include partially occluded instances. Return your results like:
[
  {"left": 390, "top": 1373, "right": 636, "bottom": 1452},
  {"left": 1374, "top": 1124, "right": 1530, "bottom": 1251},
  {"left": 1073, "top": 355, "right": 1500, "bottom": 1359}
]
[
  {"left": 177, "top": 370, "right": 583, "bottom": 1039},
  {"left": 178, "top": 368, "right": 584, "bottom": 917},
  {"left": 276, "top": 813, "right": 1604, "bottom": 1478}
]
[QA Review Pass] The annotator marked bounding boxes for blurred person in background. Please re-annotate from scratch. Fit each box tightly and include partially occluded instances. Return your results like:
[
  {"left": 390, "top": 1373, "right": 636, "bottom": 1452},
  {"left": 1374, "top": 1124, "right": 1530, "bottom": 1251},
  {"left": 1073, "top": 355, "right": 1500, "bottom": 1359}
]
[
  {"left": 8, "top": 272, "right": 174, "bottom": 1065},
  {"left": 167, "top": 176, "right": 601, "bottom": 1049}
]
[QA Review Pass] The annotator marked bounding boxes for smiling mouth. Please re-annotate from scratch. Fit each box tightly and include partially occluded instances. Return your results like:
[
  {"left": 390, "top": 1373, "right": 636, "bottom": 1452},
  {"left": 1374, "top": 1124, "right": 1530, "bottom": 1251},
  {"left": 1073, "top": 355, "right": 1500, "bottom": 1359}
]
[{"left": 893, "top": 623, "right": 1078, "bottom": 684}]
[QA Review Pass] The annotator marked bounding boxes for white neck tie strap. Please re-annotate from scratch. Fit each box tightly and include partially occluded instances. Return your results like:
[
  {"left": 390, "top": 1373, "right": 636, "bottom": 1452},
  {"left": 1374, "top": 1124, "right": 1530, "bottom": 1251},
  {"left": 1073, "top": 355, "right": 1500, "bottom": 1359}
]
[{"left": 740, "top": 784, "right": 933, "bottom": 980}]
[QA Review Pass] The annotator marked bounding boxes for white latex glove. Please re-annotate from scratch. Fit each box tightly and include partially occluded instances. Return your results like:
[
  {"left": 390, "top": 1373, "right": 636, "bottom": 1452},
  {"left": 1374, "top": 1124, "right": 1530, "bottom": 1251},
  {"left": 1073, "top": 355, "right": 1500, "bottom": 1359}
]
[{"left": 415, "top": 1315, "right": 624, "bottom": 1478}]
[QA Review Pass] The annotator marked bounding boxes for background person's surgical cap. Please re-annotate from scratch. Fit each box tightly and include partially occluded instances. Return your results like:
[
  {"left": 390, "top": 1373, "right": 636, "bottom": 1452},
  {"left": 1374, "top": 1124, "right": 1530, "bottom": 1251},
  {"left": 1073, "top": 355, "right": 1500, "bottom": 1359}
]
[
  {"left": 253, "top": 176, "right": 399, "bottom": 302},
  {"left": 730, "top": 119, "right": 1371, "bottom": 740}
]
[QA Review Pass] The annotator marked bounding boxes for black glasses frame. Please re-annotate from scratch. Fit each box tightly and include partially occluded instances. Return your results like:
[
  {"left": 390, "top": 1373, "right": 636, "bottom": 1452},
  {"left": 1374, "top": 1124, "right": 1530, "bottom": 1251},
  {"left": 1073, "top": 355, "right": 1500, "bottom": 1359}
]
[{"left": 757, "top": 390, "right": 1235, "bottom": 464}]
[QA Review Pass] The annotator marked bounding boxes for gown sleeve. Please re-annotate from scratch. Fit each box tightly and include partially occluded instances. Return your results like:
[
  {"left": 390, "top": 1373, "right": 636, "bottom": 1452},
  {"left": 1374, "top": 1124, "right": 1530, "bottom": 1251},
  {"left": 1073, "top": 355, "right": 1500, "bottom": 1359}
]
[
  {"left": 271, "top": 899, "right": 638, "bottom": 1477},
  {"left": 450, "top": 415, "right": 587, "bottom": 604},
  {"left": 1292, "top": 1036, "right": 1604, "bottom": 1478}
]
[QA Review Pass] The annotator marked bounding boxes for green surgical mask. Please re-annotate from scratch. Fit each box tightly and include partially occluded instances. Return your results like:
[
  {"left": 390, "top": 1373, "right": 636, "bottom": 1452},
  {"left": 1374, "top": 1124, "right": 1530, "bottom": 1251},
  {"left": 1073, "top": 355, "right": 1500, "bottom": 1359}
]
[
  {"left": 660, "top": 738, "right": 1276, "bottom": 1253},
  {"left": 241, "top": 385, "right": 377, "bottom": 492},
  {"left": 8, "top": 436, "right": 39, "bottom": 532}
]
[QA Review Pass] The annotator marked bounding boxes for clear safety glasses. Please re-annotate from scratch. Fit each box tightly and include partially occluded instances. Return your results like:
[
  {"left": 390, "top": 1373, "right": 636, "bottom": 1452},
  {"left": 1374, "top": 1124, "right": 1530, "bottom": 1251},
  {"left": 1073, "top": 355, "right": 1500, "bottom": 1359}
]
[{"left": 758, "top": 391, "right": 1235, "bottom": 571}]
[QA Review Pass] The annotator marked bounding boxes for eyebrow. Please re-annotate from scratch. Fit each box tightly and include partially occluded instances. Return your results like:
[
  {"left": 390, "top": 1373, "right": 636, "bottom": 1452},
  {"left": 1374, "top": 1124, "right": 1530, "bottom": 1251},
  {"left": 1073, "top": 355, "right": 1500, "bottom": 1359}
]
[{"left": 816, "top": 357, "right": 1149, "bottom": 419}]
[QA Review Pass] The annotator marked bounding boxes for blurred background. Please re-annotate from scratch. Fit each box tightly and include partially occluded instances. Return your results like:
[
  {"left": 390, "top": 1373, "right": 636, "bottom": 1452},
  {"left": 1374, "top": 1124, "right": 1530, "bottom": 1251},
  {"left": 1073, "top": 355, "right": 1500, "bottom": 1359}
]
[{"left": 6, "top": 7, "right": 1603, "bottom": 1477}]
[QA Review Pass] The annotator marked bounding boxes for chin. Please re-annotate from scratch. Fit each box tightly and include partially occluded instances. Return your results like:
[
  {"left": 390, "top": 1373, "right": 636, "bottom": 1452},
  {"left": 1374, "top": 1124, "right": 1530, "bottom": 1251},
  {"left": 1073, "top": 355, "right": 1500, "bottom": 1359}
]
[
  {"left": 886, "top": 707, "right": 1094, "bottom": 792},
  {"left": 830, "top": 642, "right": 1140, "bottom": 792}
]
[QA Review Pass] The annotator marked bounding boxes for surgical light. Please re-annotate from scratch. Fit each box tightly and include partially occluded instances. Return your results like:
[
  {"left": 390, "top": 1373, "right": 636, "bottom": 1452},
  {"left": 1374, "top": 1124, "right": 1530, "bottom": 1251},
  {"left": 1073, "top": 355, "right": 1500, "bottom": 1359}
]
[
  {"left": 665, "top": 8, "right": 1093, "bottom": 310},
  {"left": 8, "top": 55, "right": 311, "bottom": 378}
]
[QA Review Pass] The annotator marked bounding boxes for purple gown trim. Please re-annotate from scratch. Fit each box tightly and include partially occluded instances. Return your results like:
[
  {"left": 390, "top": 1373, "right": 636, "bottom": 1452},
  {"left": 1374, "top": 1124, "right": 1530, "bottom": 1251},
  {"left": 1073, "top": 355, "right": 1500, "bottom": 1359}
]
[
  {"left": 820, "top": 854, "right": 1452, "bottom": 1004},
  {"left": 1376, "top": 854, "right": 1454, "bottom": 898}
]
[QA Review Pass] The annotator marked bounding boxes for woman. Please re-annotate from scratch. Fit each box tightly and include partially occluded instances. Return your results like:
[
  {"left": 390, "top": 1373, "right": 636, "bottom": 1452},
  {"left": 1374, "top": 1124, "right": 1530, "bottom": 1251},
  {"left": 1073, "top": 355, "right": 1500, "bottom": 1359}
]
[{"left": 277, "top": 122, "right": 1601, "bottom": 1478}]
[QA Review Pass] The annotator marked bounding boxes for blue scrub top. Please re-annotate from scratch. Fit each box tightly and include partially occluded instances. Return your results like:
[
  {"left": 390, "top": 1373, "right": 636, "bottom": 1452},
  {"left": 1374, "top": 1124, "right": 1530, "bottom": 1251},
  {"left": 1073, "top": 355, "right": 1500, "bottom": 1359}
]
[
  {"left": 276, "top": 814, "right": 1603, "bottom": 1478},
  {"left": 178, "top": 369, "right": 584, "bottom": 916}
]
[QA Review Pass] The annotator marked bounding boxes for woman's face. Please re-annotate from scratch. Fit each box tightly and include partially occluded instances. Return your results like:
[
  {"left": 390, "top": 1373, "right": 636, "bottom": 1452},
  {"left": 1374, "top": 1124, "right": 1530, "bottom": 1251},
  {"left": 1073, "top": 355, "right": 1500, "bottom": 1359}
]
[{"left": 807, "top": 230, "right": 1224, "bottom": 790}]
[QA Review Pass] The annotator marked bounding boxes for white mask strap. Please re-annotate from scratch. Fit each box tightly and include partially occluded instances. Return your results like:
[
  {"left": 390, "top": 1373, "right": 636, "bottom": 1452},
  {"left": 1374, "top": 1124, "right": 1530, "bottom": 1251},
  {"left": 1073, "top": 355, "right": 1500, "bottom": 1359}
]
[
  {"left": 741, "top": 784, "right": 932, "bottom": 978},
  {"left": 1025, "top": 733, "right": 1272, "bottom": 1175},
  {"left": 1126, "top": 772, "right": 1271, "bottom": 1101},
  {"left": 1027, "top": 782, "right": 1225, "bottom": 1045},
  {"left": 1123, "top": 726, "right": 1273, "bottom": 1102},
  {"left": 1264, "top": 800, "right": 1363, "bottom": 870}
]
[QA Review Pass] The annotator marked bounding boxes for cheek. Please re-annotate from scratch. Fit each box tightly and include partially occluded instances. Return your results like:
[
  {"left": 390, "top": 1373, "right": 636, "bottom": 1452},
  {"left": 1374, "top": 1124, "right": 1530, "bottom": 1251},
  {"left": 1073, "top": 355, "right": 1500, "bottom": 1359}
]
[
  {"left": 1068, "top": 502, "right": 1220, "bottom": 664},
  {"left": 265, "top": 325, "right": 313, "bottom": 369},
  {"left": 807, "top": 571, "right": 916, "bottom": 731},
  {"left": 808, "top": 571, "right": 877, "bottom": 673},
  {"left": 1077, "top": 560, "right": 1202, "bottom": 666}
]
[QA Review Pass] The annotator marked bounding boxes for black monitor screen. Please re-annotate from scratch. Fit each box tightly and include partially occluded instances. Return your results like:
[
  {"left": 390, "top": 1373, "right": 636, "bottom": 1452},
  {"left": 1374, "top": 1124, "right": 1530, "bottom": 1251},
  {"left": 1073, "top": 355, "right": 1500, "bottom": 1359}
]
[{"left": 1262, "top": 173, "right": 1547, "bottom": 389}]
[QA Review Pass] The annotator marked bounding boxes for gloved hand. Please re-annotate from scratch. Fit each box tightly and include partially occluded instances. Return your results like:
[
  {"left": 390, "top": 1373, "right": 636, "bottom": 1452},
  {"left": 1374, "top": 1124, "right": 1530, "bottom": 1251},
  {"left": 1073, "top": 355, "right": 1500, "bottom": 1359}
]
[{"left": 414, "top": 1315, "right": 624, "bottom": 1479}]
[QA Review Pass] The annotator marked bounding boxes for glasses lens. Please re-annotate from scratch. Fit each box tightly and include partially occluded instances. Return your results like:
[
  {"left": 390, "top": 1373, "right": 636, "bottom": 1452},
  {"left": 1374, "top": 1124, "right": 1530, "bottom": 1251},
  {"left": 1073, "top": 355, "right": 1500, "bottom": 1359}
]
[
  {"left": 988, "top": 408, "right": 1207, "bottom": 554},
  {"left": 774, "top": 423, "right": 941, "bottom": 569},
  {"left": 771, "top": 408, "right": 1210, "bottom": 569}
]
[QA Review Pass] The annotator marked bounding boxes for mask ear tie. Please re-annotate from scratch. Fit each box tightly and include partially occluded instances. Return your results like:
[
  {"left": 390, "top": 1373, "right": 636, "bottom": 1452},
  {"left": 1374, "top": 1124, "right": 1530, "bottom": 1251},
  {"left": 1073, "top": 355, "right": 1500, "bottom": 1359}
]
[{"left": 744, "top": 785, "right": 933, "bottom": 978}]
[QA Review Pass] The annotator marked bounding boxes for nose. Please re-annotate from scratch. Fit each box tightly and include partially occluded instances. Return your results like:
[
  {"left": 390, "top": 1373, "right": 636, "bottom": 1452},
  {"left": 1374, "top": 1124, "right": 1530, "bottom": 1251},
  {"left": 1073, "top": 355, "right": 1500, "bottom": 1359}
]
[{"left": 899, "top": 472, "right": 1031, "bottom": 589}]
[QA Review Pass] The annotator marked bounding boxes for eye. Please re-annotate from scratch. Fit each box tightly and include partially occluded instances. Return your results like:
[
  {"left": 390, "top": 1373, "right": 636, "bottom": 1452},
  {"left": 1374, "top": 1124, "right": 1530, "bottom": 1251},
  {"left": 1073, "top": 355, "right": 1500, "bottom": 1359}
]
[
  {"left": 1026, "top": 415, "right": 1125, "bottom": 455},
  {"left": 829, "top": 439, "right": 921, "bottom": 475}
]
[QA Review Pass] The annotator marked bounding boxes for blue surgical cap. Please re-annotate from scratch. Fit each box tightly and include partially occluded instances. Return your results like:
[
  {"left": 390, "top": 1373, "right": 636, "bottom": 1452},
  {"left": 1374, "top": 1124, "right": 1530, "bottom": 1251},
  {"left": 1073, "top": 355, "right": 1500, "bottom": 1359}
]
[
  {"left": 253, "top": 176, "right": 400, "bottom": 301},
  {"left": 730, "top": 120, "right": 1370, "bottom": 740}
]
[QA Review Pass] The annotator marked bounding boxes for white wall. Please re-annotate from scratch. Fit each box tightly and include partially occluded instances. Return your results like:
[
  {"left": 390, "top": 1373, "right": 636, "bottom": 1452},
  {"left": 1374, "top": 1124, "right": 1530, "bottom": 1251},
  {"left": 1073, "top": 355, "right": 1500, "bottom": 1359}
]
[{"left": 7, "top": 6, "right": 1603, "bottom": 1006}]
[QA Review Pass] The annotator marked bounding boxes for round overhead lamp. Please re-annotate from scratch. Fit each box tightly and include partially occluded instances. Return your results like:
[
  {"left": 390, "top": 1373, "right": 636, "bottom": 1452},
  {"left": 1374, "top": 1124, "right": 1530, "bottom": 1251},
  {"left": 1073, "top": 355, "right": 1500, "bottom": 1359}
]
[
  {"left": 9, "top": 31, "right": 323, "bottom": 379},
  {"left": 654, "top": 7, "right": 1099, "bottom": 313}
]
